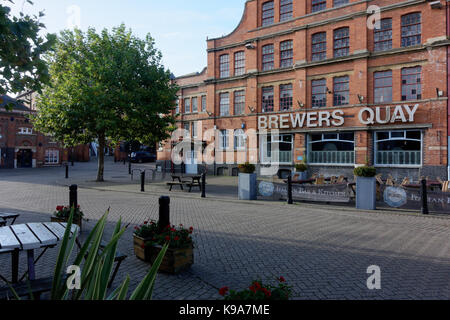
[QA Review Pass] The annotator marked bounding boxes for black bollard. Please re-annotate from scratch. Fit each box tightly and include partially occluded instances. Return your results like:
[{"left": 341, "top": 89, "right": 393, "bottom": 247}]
[
  {"left": 141, "top": 171, "right": 145, "bottom": 192},
  {"left": 201, "top": 173, "right": 206, "bottom": 198},
  {"left": 128, "top": 157, "right": 132, "bottom": 175},
  {"left": 123, "top": 158, "right": 126, "bottom": 165},
  {"left": 69, "top": 185, "right": 78, "bottom": 209},
  {"left": 421, "top": 179, "right": 429, "bottom": 215},
  {"left": 287, "top": 175, "right": 293, "bottom": 205},
  {"left": 65, "top": 164, "right": 69, "bottom": 179},
  {"left": 158, "top": 196, "right": 170, "bottom": 233}
]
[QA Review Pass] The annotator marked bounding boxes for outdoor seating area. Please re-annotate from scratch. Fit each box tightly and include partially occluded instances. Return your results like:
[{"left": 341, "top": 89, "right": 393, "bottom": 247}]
[
  {"left": 0, "top": 211, "right": 129, "bottom": 299},
  {"left": 167, "top": 174, "right": 203, "bottom": 192},
  {"left": 0, "top": 221, "right": 79, "bottom": 299}
]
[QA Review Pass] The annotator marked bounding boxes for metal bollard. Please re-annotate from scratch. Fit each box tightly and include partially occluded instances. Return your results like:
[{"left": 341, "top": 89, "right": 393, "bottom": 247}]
[
  {"left": 201, "top": 173, "right": 206, "bottom": 198},
  {"left": 421, "top": 179, "right": 429, "bottom": 215},
  {"left": 128, "top": 158, "right": 132, "bottom": 175},
  {"left": 287, "top": 175, "right": 293, "bottom": 205},
  {"left": 69, "top": 185, "right": 78, "bottom": 209},
  {"left": 158, "top": 196, "right": 170, "bottom": 233},
  {"left": 141, "top": 171, "right": 145, "bottom": 192},
  {"left": 65, "top": 164, "right": 69, "bottom": 179}
]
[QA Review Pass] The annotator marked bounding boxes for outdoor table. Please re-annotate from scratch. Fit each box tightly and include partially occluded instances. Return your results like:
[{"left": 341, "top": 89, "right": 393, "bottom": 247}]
[
  {"left": 0, "top": 222, "right": 79, "bottom": 283},
  {"left": 403, "top": 181, "right": 442, "bottom": 191},
  {"left": 181, "top": 175, "right": 202, "bottom": 192},
  {"left": 0, "top": 213, "right": 20, "bottom": 226}
]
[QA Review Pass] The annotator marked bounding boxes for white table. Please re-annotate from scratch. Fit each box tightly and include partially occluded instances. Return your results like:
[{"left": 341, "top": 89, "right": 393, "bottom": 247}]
[{"left": 0, "top": 222, "right": 79, "bottom": 283}]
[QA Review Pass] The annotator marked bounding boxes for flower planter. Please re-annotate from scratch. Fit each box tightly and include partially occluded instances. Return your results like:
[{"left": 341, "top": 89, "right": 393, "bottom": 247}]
[
  {"left": 51, "top": 216, "right": 82, "bottom": 231},
  {"left": 133, "top": 235, "right": 152, "bottom": 262},
  {"left": 356, "top": 176, "right": 377, "bottom": 210},
  {"left": 238, "top": 173, "right": 257, "bottom": 200},
  {"left": 148, "top": 244, "right": 194, "bottom": 274}
]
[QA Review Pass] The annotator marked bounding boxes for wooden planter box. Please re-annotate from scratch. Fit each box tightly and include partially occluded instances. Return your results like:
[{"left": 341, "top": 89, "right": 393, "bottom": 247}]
[
  {"left": 149, "top": 244, "right": 194, "bottom": 274},
  {"left": 51, "top": 216, "right": 82, "bottom": 231},
  {"left": 133, "top": 235, "right": 152, "bottom": 262}
]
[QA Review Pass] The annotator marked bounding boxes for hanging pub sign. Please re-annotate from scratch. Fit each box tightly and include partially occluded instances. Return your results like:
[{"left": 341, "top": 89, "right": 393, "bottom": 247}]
[
  {"left": 258, "top": 104, "right": 419, "bottom": 130},
  {"left": 257, "top": 180, "right": 351, "bottom": 203}
]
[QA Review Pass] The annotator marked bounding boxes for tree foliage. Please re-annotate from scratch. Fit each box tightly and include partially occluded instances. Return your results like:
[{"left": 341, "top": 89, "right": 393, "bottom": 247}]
[
  {"left": 0, "top": 0, "right": 55, "bottom": 99},
  {"left": 32, "top": 25, "right": 178, "bottom": 181}
]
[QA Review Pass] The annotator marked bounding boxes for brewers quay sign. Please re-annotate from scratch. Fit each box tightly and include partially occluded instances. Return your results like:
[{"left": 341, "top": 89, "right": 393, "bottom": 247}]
[{"left": 258, "top": 104, "right": 419, "bottom": 130}]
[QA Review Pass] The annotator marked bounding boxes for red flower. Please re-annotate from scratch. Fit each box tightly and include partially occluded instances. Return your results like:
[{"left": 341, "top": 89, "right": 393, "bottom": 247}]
[
  {"left": 278, "top": 276, "right": 286, "bottom": 283},
  {"left": 56, "top": 206, "right": 64, "bottom": 211},
  {"left": 77, "top": 205, "right": 80, "bottom": 209},
  {"left": 140, "top": 243, "right": 146, "bottom": 249},
  {"left": 253, "top": 282, "right": 261, "bottom": 290},
  {"left": 170, "top": 228, "right": 176, "bottom": 232},
  {"left": 174, "top": 236, "right": 180, "bottom": 241},
  {"left": 189, "top": 227, "right": 194, "bottom": 231},
  {"left": 144, "top": 221, "right": 148, "bottom": 225},
  {"left": 262, "top": 288, "right": 271, "bottom": 298},
  {"left": 249, "top": 285, "right": 257, "bottom": 293},
  {"left": 165, "top": 236, "right": 170, "bottom": 241},
  {"left": 219, "top": 287, "right": 229, "bottom": 296}
]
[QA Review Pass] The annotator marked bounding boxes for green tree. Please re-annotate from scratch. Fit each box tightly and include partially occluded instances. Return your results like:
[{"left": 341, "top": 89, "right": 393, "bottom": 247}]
[
  {"left": 0, "top": 0, "right": 56, "bottom": 101},
  {"left": 32, "top": 25, "right": 178, "bottom": 181}
]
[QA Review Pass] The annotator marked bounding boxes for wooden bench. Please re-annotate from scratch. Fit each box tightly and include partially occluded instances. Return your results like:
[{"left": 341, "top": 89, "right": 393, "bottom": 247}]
[
  {"left": 167, "top": 182, "right": 184, "bottom": 191},
  {"left": 0, "top": 213, "right": 19, "bottom": 226},
  {"left": 0, "top": 276, "right": 60, "bottom": 300}
]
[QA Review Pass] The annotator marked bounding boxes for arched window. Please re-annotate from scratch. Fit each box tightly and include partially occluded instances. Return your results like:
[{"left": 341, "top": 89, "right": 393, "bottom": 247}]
[
  {"left": 401, "top": 13, "right": 421, "bottom": 47},
  {"left": 219, "top": 54, "right": 230, "bottom": 78},
  {"left": 262, "top": 1, "right": 274, "bottom": 26},
  {"left": 280, "top": 0, "right": 293, "bottom": 22}
]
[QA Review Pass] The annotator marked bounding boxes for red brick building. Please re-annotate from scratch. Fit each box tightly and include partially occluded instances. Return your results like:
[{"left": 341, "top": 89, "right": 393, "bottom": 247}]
[
  {"left": 159, "top": 0, "right": 450, "bottom": 180},
  {"left": 0, "top": 95, "right": 89, "bottom": 169}
]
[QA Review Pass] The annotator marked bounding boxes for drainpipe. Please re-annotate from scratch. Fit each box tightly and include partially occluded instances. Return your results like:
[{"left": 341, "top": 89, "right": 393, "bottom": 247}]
[{"left": 447, "top": 1, "right": 450, "bottom": 179}]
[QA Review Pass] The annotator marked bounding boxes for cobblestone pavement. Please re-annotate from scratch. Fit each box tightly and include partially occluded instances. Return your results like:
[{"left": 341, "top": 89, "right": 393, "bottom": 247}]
[{"left": 0, "top": 158, "right": 449, "bottom": 300}]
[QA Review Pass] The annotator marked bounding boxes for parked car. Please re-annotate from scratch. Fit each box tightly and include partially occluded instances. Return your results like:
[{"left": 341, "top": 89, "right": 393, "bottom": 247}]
[{"left": 131, "top": 151, "right": 156, "bottom": 163}]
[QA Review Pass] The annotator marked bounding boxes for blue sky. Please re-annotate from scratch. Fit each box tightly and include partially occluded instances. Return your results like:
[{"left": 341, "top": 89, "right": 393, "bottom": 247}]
[{"left": 9, "top": 0, "right": 246, "bottom": 76}]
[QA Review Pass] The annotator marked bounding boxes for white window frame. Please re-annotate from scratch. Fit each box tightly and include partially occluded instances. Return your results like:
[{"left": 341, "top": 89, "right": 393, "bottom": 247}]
[
  {"left": 45, "top": 149, "right": 59, "bottom": 164},
  {"left": 260, "top": 133, "right": 293, "bottom": 164},
  {"left": 307, "top": 132, "right": 355, "bottom": 166},
  {"left": 18, "top": 127, "right": 33, "bottom": 135},
  {"left": 374, "top": 130, "right": 423, "bottom": 168},
  {"left": 219, "top": 130, "right": 229, "bottom": 151},
  {"left": 234, "top": 129, "right": 246, "bottom": 151}
]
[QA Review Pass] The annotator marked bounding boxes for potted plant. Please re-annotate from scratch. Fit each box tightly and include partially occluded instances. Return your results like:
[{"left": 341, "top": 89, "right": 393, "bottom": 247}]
[
  {"left": 354, "top": 164, "right": 377, "bottom": 210},
  {"left": 51, "top": 205, "right": 84, "bottom": 230},
  {"left": 294, "top": 161, "right": 308, "bottom": 181},
  {"left": 219, "top": 277, "right": 292, "bottom": 300},
  {"left": 134, "top": 220, "right": 194, "bottom": 274},
  {"left": 238, "top": 162, "right": 257, "bottom": 200}
]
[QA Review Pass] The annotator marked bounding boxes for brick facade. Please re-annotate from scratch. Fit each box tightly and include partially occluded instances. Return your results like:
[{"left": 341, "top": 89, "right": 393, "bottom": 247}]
[
  {"left": 160, "top": 0, "right": 450, "bottom": 180},
  {"left": 0, "top": 96, "right": 90, "bottom": 169}
]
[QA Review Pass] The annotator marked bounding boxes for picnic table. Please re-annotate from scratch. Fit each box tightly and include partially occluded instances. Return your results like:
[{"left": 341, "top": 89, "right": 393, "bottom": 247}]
[
  {"left": 0, "top": 222, "right": 79, "bottom": 284},
  {"left": 0, "top": 213, "right": 20, "bottom": 226},
  {"left": 168, "top": 175, "right": 203, "bottom": 192}
]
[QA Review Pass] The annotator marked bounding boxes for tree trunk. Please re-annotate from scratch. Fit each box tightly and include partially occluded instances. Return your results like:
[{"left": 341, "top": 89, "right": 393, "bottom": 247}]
[{"left": 97, "top": 134, "right": 106, "bottom": 182}]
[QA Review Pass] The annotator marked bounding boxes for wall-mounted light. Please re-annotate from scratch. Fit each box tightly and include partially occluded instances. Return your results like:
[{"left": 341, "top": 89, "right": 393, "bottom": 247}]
[
  {"left": 241, "top": 122, "right": 246, "bottom": 129},
  {"left": 326, "top": 87, "right": 332, "bottom": 94},
  {"left": 207, "top": 111, "right": 214, "bottom": 117},
  {"left": 249, "top": 106, "right": 255, "bottom": 113},
  {"left": 297, "top": 101, "right": 305, "bottom": 109},
  {"left": 429, "top": 0, "right": 443, "bottom": 9},
  {"left": 245, "top": 42, "right": 256, "bottom": 50},
  {"left": 436, "top": 88, "right": 444, "bottom": 97},
  {"left": 358, "top": 94, "right": 365, "bottom": 103}
]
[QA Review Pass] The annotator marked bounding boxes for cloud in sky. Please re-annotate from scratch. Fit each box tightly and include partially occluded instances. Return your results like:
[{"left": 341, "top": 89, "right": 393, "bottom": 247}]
[{"left": 7, "top": 0, "right": 246, "bottom": 76}]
